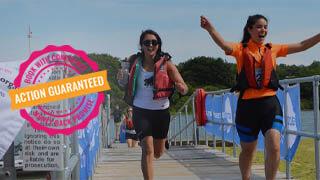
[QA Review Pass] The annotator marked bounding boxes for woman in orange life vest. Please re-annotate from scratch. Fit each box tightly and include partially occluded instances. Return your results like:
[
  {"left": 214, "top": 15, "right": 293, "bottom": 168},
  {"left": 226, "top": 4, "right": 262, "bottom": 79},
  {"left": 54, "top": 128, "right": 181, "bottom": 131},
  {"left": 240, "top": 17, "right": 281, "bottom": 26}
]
[
  {"left": 200, "top": 15, "right": 320, "bottom": 180},
  {"left": 123, "top": 106, "right": 138, "bottom": 148},
  {"left": 118, "top": 29, "right": 188, "bottom": 180}
]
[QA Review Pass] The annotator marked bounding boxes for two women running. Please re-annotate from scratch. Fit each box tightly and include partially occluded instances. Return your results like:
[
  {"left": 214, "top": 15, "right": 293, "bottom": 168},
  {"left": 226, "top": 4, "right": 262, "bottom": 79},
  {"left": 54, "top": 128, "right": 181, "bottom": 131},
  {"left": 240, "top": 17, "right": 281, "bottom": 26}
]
[{"left": 117, "top": 14, "right": 320, "bottom": 180}]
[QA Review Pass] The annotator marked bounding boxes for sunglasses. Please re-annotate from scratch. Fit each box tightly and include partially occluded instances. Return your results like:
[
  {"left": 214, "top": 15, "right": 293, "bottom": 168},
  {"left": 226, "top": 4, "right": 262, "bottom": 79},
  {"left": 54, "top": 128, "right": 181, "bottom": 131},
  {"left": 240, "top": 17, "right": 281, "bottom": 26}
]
[{"left": 143, "top": 39, "right": 158, "bottom": 47}]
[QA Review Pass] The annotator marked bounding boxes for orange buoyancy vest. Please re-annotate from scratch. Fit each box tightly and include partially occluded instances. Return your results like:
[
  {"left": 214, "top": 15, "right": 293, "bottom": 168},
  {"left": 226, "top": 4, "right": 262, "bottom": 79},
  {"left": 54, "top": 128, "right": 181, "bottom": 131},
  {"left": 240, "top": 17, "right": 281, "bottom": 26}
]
[
  {"left": 124, "top": 53, "right": 175, "bottom": 105},
  {"left": 231, "top": 43, "right": 282, "bottom": 95}
]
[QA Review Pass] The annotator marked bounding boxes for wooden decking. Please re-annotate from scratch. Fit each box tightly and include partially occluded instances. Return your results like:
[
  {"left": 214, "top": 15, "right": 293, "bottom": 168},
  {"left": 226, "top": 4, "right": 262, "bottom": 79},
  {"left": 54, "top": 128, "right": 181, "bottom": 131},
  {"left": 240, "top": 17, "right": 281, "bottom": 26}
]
[{"left": 93, "top": 143, "right": 286, "bottom": 180}]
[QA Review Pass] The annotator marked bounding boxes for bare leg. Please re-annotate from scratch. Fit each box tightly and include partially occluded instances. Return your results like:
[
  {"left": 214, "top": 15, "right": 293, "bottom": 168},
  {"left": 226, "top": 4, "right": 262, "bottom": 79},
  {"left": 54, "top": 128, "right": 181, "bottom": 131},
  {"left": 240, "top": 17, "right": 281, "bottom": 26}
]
[
  {"left": 132, "top": 140, "right": 137, "bottom": 147},
  {"left": 127, "top": 139, "right": 133, "bottom": 148},
  {"left": 264, "top": 129, "right": 281, "bottom": 180},
  {"left": 141, "top": 136, "right": 154, "bottom": 180},
  {"left": 239, "top": 140, "right": 257, "bottom": 180},
  {"left": 115, "top": 123, "right": 120, "bottom": 141},
  {"left": 153, "top": 139, "right": 166, "bottom": 159}
]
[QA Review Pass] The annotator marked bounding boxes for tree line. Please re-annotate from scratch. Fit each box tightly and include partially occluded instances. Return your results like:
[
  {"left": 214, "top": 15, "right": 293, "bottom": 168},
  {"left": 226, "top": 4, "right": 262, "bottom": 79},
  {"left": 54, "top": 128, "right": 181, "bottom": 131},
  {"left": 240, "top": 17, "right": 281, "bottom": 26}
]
[{"left": 88, "top": 53, "right": 320, "bottom": 112}]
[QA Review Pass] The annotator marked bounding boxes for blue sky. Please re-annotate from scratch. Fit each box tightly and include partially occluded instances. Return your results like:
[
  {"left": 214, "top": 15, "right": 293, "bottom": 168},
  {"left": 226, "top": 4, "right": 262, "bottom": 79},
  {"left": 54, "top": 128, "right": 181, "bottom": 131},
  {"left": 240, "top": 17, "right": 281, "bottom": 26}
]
[{"left": 0, "top": 0, "right": 319, "bottom": 65}]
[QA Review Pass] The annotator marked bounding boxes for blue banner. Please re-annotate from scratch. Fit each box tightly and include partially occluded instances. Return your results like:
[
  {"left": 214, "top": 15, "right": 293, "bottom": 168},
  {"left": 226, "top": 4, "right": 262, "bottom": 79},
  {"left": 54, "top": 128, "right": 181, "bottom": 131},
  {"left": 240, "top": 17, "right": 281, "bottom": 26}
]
[
  {"left": 78, "top": 126, "right": 88, "bottom": 180},
  {"left": 78, "top": 94, "right": 101, "bottom": 180},
  {"left": 205, "top": 93, "right": 240, "bottom": 145},
  {"left": 277, "top": 85, "right": 301, "bottom": 161},
  {"left": 120, "top": 123, "right": 126, "bottom": 143},
  {"left": 204, "top": 85, "right": 301, "bottom": 161},
  {"left": 221, "top": 93, "right": 239, "bottom": 144},
  {"left": 205, "top": 94, "right": 223, "bottom": 137}
]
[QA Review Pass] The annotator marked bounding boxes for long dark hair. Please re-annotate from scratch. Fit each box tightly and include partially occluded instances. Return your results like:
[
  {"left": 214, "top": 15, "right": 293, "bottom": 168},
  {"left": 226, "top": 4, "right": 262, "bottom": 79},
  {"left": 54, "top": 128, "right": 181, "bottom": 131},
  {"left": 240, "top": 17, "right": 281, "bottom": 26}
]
[
  {"left": 241, "top": 14, "right": 268, "bottom": 44},
  {"left": 139, "top": 29, "right": 162, "bottom": 59}
]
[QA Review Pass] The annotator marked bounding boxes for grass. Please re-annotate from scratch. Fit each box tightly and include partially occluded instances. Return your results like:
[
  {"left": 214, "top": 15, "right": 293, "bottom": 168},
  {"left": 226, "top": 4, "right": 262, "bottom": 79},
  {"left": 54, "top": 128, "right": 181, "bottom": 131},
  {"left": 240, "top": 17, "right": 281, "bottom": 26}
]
[
  {"left": 282, "top": 138, "right": 316, "bottom": 180},
  {"left": 215, "top": 139, "right": 316, "bottom": 180}
]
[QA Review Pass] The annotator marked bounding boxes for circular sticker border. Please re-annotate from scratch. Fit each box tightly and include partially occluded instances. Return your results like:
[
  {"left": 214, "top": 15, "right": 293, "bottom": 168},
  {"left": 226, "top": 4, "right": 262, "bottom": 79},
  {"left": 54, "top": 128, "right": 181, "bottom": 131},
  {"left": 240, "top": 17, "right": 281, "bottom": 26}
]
[{"left": 14, "top": 45, "right": 104, "bottom": 135}]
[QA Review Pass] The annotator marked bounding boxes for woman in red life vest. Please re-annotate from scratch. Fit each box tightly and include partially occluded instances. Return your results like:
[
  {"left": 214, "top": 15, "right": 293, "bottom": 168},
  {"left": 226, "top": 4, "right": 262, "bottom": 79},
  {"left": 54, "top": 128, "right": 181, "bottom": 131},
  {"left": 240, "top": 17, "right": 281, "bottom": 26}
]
[
  {"left": 118, "top": 29, "right": 188, "bottom": 180},
  {"left": 200, "top": 15, "right": 320, "bottom": 180},
  {"left": 123, "top": 107, "right": 138, "bottom": 148}
]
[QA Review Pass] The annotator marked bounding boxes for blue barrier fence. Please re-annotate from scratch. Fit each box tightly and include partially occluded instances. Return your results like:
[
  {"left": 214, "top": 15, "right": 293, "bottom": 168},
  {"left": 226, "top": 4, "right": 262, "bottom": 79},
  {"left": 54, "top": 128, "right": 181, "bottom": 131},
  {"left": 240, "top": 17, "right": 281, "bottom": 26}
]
[{"left": 204, "top": 85, "right": 301, "bottom": 161}]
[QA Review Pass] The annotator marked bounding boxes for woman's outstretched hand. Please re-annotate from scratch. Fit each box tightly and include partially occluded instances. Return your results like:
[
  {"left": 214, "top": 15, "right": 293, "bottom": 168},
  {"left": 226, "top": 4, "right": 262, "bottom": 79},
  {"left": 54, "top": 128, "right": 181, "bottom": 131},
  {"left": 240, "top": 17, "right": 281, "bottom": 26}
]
[
  {"left": 200, "top": 15, "right": 232, "bottom": 54},
  {"left": 200, "top": 15, "right": 213, "bottom": 31}
]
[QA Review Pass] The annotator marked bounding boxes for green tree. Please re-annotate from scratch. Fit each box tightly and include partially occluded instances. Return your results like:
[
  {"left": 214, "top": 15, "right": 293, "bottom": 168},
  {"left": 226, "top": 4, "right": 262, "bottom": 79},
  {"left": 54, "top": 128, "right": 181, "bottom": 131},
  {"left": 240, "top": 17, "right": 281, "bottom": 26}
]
[
  {"left": 178, "top": 56, "right": 236, "bottom": 88},
  {"left": 88, "top": 53, "right": 127, "bottom": 113},
  {"left": 88, "top": 53, "right": 319, "bottom": 111}
]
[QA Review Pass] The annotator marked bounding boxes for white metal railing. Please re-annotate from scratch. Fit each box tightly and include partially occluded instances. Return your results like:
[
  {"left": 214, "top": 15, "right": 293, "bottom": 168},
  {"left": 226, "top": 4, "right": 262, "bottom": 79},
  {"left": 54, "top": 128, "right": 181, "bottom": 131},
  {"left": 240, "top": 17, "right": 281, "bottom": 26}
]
[{"left": 168, "top": 75, "right": 320, "bottom": 180}]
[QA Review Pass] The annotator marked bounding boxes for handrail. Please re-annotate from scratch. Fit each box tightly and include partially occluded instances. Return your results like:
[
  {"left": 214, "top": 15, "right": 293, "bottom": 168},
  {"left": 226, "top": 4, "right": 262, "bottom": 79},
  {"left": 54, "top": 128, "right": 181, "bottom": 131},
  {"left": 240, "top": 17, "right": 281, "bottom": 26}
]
[
  {"left": 169, "top": 118, "right": 194, "bottom": 142},
  {"left": 206, "top": 88, "right": 231, "bottom": 94},
  {"left": 171, "top": 92, "right": 195, "bottom": 120}
]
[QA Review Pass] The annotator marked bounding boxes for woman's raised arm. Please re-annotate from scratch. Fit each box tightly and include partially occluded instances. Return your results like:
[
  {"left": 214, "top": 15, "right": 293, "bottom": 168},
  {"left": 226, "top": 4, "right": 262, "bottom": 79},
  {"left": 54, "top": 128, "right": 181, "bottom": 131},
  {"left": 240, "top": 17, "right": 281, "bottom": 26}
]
[
  {"left": 200, "top": 15, "right": 233, "bottom": 54},
  {"left": 287, "top": 33, "right": 320, "bottom": 55}
]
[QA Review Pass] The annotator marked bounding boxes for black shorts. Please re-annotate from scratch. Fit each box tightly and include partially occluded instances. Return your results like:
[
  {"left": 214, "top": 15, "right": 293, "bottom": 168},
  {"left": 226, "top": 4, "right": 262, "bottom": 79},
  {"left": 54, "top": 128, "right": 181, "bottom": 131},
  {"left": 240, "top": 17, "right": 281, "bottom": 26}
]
[
  {"left": 235, "top": 95, "right": 283, "bottom": 143},
  {"left": 132, "top": 106, "right": 170, "bottom": 141},
  {"left": 125, "top": 132, "right": 138, "bottom": 140}
]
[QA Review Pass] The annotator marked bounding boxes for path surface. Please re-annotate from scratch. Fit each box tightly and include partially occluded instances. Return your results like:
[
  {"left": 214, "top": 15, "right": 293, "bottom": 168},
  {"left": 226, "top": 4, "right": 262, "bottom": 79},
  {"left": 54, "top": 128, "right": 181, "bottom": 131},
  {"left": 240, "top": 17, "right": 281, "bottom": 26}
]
[{"left": 93, "top": 143, "right": 287, "bottom": 180}]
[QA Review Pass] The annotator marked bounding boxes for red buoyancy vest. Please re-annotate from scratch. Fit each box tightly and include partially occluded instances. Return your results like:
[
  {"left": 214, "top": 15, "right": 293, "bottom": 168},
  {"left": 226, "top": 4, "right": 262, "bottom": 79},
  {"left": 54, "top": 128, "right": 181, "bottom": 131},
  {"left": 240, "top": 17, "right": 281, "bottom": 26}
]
[
  {"left": 153, "top": 55, "right": 175, "bottom": 99},
  {"left": 194, "top": 88, "right": 207, "bottom": 126},
  {"left": 125, "top": 116, "right": 134, "bottom": 129},
  {"left": 231, "top": 43, "right": 281, "bottom": 94},
  {"left": 127, "top": 53, "right": 175, "bottom": 101}
]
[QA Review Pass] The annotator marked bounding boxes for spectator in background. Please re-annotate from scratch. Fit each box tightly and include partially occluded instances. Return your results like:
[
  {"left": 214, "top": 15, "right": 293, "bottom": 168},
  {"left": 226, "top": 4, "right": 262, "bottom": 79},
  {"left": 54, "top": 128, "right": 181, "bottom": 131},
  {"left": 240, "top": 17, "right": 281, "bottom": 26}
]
[
  {"left": 113, "top": 105, "right": 122, "bottom": 142},
  {"left": 123, "top": 106, "right": 138, "bottom": 148}
]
